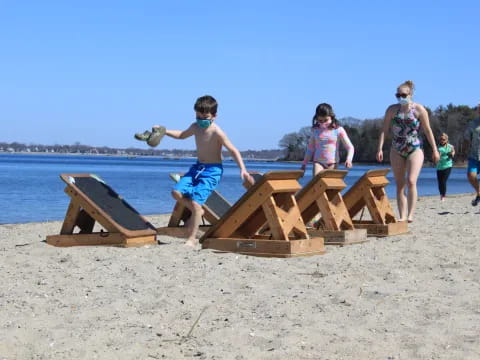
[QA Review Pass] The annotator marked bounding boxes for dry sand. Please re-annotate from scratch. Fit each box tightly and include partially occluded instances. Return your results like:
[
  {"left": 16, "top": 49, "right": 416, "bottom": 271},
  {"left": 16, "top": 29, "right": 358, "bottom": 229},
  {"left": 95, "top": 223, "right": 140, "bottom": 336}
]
[{"left": 1, "top": 194, "right": 480, "bottom": 359}]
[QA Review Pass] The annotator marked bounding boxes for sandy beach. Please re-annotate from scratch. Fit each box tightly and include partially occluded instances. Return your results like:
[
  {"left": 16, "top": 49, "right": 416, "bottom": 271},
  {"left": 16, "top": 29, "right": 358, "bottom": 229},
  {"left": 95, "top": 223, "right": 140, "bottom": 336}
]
[{"left": 1, "top": 194, "right": 480, "bottom": 359}]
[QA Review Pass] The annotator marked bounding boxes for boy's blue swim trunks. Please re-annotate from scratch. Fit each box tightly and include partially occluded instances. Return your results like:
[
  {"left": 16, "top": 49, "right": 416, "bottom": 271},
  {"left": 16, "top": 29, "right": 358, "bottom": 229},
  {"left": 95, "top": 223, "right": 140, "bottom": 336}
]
[
  {"left": 173, "top": 162, "right": 223, "bottom": 205},
  {"left": 467, "top": 158, "right": 480, "bottom": 174}
]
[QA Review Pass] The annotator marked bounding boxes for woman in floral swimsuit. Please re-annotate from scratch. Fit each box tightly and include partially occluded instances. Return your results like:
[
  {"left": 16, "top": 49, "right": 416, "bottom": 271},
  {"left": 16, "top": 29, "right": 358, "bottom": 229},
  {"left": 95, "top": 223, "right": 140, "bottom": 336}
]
[{"left": 377, "top": 80, "right": 439, "bottom": 223}]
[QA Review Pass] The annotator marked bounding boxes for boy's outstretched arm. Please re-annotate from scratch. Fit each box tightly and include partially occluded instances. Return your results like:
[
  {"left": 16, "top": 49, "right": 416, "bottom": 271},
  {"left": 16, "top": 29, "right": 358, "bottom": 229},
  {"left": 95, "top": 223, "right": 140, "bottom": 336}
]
[
  {"left": 158, "top": 124, "right": 195, "bottom": 139},
  {"left": 220, "top": 132, "right": 254, "bottom": 185}
]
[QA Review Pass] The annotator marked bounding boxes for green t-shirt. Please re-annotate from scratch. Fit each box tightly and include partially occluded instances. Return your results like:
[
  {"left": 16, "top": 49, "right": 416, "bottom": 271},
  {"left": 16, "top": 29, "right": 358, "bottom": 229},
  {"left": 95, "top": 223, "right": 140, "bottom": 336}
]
[{"left": 437, "top": 144, "right": 453, "bottom": 170}]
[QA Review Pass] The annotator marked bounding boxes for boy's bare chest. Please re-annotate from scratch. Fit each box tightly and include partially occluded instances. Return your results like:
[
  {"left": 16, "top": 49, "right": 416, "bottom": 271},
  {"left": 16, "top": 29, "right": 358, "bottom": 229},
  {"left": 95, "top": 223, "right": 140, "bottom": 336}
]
[{"left": 195, "top": 131, "right": 221, "bottom": 146}]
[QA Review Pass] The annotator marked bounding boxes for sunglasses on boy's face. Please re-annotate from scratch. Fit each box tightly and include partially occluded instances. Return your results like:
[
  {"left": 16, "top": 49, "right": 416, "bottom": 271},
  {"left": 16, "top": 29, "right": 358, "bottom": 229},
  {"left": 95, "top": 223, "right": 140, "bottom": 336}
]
[{"left": 395, "top": 93, "right": 409, "bottom": 98}]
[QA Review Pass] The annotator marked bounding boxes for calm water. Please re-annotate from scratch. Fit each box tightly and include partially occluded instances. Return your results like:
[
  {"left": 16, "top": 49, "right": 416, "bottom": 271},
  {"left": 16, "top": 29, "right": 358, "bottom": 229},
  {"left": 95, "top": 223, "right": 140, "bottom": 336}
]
[{"left": 0, "top": 153, "right": 473, "bottom": 224}]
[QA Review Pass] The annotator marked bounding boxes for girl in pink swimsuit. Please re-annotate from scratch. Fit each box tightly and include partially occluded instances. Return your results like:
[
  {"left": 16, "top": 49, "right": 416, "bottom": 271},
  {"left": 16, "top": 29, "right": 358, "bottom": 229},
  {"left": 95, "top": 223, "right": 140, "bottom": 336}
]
[{"left": 301, "top": 103, "right": 354, "bottom": 176}]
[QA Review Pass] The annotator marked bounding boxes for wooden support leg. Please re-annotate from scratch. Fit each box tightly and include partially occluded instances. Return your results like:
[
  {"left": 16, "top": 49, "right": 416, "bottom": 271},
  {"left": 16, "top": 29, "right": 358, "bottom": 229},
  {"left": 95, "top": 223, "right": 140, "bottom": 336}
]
[
  {"left": 60, "top": 201, "right": 82, "bottom": 235},
  {"left": 262, "top": 197, "right": 289, "bottom": 240},
  {"left": 279, "top": 194, "right": 308, "bottom": 239}
]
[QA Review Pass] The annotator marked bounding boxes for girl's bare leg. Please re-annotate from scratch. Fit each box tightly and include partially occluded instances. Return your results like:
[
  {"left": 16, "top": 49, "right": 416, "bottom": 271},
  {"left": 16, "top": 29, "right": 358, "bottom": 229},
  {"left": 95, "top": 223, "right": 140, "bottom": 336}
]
[
  {"left": 308, "top": 162, "right": 326, "bottom": 226},
  {"left": 313, "top": 162, "right": 325, "bottom": 176}
]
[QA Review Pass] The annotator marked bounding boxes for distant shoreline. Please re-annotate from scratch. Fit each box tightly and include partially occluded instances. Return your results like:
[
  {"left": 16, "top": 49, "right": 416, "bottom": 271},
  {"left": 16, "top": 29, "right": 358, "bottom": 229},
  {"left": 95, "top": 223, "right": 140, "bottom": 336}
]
[
  {"left": 0, "top": 151, "right": 469, "bottom": 167},
  {"left": 0, "top": 151, "right": 281, "bottom": 162}
]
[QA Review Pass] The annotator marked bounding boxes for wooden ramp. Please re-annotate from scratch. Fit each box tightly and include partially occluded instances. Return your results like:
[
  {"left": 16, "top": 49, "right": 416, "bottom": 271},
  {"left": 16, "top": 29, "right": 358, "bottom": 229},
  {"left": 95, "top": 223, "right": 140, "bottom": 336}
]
[
  {"left": 296, "top": 170, "right": 367, "bottom": 245},
  {"left": 343, "top": 168, "right": 408, "bottom": 236},
  {"left": 156, "top": 173, "right": 232, "bottom": 237},
  {"left": 46, "top": 174, "right": 157, "bottom": 247},
  {"left": 201, "top": 171, "right": 326, "bottom": 258}
]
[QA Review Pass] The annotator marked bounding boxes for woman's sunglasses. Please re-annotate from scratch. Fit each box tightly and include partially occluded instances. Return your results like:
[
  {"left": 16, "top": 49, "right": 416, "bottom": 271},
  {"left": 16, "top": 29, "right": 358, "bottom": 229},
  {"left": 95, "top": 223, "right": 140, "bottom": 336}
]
[{"left": 395, "top": 93, "right": 409, "bottom": 98}]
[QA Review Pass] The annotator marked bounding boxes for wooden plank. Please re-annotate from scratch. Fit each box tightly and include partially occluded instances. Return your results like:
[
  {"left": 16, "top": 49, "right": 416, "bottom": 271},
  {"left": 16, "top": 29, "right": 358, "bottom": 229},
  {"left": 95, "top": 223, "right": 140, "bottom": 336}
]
[
  {"left": 123, "top": 235, "right": 158, "bottom": 247},
  {"left": 47, "top": 233, "right": 157, "bottom": 247},
  {"left": 318, "top": 178, "right": 347, "bottom": 190},
  {"left": 47, "top": 233, "right": 121, "bottom": 247},
  {"left": 353, "top": 220, "right": 408, "bottom": 236},
  {"left": 282, "top": 195, "right": 309, "bottom": 239},
  {"left": 202, "top": 237, "right": 325, "bottom": 257},
  {"left": 307, "top": 229, "right": 367, "bottom": 245},
  {"left": 313, "top": 169, "right": 348, "bottom": 179},
  {"left": 262, "top": 171, "right": 304, "bottom": 181},
  {"left": 361, "top": 168, "right": 390, "bottom": 178},
  {"left": 261, "top": 197, "right": 289, "bottom": 240},
  {"left": 208, "top": 182, "right": 272, "bottom": 238},
  {"left": 156, "top": 225, "right": 210, "bottom": 238},
  {"left": 264, "top": 179, "right": 302, "bottom": 193},
  {"left": 60, "top": 200, "right": 82, "bottom": 234},
  {"left": 367, "top": 176, "right": 390, "bottom": 187}
]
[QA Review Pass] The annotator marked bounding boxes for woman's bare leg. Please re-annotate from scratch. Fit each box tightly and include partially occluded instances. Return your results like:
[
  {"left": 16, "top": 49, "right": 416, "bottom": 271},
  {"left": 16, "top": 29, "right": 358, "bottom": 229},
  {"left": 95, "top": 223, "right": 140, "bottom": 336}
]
[
  {"left": 390, "top": 150, "right": 408, "bottom": 221},
  {"left": 405, "top": 149, "right": 424, "bottom": 222}
]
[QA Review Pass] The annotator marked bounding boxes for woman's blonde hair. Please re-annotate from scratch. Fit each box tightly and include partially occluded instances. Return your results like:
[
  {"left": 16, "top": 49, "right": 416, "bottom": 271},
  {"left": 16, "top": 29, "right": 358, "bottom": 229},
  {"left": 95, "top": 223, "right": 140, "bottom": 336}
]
[
  {"left": 440, "top": 132, "right": 449, "bottom": 141},
  {"left": 397, "top": 80, "right": 415, "bottom": 95}
]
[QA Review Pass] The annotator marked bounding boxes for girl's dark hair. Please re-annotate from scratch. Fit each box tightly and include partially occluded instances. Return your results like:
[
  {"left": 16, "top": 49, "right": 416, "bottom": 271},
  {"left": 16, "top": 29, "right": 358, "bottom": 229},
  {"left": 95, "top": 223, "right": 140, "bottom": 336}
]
[
  {"left": 194, "top": 95, "right": 218, "bottom": 115},
  {"left": 312, "top": 103, "right": 339, "bottom": 129}
]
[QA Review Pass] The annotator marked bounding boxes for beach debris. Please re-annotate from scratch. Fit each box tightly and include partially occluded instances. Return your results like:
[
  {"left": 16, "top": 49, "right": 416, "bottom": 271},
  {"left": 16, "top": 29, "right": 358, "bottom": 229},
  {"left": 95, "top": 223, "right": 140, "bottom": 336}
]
[
  {"left": 15, "top": 243, "right": 33, "bottom": 247},
  {"left": 162, "top": 306, "right": 208, "bottom": 344}
]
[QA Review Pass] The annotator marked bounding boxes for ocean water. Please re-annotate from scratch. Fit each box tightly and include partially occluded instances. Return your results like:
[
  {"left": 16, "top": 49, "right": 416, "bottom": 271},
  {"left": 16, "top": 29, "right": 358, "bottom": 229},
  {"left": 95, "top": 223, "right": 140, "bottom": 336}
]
[{"left": 0, "top": 153, "right": 474, "bottom": 224}]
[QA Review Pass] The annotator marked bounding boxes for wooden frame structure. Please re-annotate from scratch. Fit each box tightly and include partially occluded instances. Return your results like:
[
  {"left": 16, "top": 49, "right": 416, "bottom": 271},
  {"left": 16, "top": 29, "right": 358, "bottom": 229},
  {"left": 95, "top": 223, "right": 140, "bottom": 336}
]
[
  {"left": 342, "top": 168, "right": 408, "bottom": 236},
  {"left": 156, "top": 173, "right": 232, "bottom": 237},
  {"left": 46, "top": 174, "right": 157, "bottom": 247},
  {"left": 201, "top": 171, "right": 325, "bottom": 257},
  {"left": 295, "top": 170, "right": 367, "bottom": 245}
]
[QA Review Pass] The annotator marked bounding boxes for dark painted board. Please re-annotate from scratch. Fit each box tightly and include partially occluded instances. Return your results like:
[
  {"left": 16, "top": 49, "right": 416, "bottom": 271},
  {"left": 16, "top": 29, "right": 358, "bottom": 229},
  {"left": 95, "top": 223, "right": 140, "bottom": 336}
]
[{"left": 73, "top": 176, "right": 155, "bottom": 231}]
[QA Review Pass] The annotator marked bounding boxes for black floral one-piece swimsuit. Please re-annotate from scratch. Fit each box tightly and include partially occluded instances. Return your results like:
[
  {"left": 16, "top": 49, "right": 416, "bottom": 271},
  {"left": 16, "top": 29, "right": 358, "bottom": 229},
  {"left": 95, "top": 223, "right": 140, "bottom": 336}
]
[{"left": 391, "top": 105, "right": 422, "bottom": 158}]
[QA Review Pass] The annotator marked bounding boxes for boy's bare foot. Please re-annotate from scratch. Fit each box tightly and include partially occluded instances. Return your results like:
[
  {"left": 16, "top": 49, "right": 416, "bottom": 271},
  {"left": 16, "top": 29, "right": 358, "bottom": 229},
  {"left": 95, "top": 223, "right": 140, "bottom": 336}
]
[{"left": 184, "top": 238, "right": 199, "bottom": 248}]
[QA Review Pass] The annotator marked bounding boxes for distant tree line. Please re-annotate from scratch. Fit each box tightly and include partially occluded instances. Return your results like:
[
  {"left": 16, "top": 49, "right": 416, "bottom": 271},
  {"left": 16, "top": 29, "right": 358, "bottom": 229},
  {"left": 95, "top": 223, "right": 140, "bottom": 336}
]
[
  {"left": 3, "top": 103, "right": 476, "bottom": 163},
  {"left": 279, "top": 104, "right": 478, "bottom": 164}
]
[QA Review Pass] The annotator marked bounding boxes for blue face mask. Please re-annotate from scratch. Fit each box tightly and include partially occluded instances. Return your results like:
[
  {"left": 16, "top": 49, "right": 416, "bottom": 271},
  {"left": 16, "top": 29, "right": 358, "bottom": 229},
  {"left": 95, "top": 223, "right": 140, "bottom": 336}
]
[
  {"left": 196, "top": 118, "right": 212, "bottom": 129},
  {"left": 398, "top": 97, "right": 410, "bottom": 105}
]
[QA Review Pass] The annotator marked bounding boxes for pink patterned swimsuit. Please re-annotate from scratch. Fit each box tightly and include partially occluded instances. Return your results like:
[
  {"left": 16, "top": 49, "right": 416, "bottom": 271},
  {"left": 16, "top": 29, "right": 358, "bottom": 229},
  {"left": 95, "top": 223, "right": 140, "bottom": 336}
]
[{"left": 302, "top": 125, "right": 354, "bottom": 167}]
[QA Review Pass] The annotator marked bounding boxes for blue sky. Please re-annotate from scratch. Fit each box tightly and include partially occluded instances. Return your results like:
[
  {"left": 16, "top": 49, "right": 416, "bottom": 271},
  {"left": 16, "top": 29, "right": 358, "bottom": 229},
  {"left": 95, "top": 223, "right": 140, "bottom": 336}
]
[{"left": 1, "top": 1, "right": 479, "bottom": 150}]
